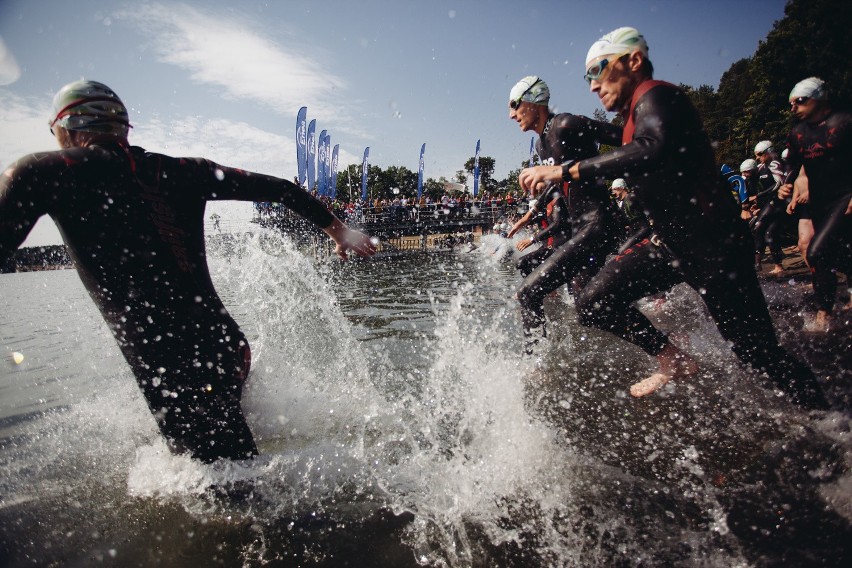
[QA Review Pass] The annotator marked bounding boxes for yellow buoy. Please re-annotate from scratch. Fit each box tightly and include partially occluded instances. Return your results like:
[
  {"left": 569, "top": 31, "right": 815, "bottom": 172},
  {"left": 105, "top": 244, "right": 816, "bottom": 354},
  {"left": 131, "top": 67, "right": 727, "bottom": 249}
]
[{"left": 11, "top": 352, "right": 24, "bottom": 365}]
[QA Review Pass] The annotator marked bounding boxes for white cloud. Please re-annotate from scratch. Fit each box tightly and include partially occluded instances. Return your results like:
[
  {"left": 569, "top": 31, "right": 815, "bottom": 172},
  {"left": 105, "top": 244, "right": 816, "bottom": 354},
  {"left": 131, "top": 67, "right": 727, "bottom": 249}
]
[
  {"left": 0, "top": 90, "right": 64, "bottom": 248},
  {"left": 133, "top": 114, "right": 294, "bottom": 177},
  {"left": 0, "top": 89, "right": 54, "bottom": 164},
  {"left": 0, "top": 36, "right": 21, "bottom": 86},
  {"left": 114, "top": 3, "right": 346, "bottom": 120}
]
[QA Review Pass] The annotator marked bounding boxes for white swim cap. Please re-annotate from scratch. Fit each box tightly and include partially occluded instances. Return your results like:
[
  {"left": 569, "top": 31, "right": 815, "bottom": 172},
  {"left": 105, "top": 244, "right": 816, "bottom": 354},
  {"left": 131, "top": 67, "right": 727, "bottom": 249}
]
[
  {"left": 50, "top": 79, "right": 131, "bottom": 137},
  {"left": 781, "top": 148, "right": 789, "bottom": 160},
  {"left": 586, "top": 27, "right": 649, "bottom": 68},
  {"left": 740, "top": 158, "right": 757, "bottom": 172},
  {"left": 754, "top": 140, "right": 773, "bottom": 155},
  {"left": 509, "top": 76, "right": 550, "bottom": 106},
  {"left": 789, "top": 77, "right": 826, "bottom": 101},
  {"left": 611, "top": 178, "right": 628, "bottom": 189}
]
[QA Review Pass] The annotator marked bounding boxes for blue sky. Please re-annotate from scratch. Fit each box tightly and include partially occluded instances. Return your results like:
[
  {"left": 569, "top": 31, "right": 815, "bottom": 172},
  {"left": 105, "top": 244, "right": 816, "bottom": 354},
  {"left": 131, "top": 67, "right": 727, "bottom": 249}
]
[{"left": 0, "top": 0, "right": 786, "bottom": 246}]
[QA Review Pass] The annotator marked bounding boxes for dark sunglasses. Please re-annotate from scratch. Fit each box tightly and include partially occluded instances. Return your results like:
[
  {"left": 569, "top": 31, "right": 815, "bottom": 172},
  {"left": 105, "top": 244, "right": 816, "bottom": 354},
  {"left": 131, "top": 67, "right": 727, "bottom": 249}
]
[
  {"left": 790, "top": 96, "right": 810, "bottom": 107},
  {"left": 510, "top": 79, "right": 540, "bottom": 110}
]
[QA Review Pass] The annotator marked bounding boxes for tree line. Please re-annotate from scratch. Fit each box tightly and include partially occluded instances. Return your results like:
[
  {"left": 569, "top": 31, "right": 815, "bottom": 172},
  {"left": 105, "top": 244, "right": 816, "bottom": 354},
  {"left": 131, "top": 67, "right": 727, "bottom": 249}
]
[
  {"left": 684, "top": 0, "right": 851, "bottom": 167},
  {"left": 330, "top": 0, "right": 848, "bottom": 202}
]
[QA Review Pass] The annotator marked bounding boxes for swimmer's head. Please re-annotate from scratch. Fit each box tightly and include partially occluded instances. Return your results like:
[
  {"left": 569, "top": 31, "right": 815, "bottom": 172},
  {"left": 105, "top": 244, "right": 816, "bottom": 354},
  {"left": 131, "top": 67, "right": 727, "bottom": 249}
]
[
  {"left": 585, "top": 27, "right": 649, "bottom": 69},
  {"left": 509, "top": 76, "right": 550, "bottom": 109},
  {"left": 50, "top": 80, "right": 131, "bottom": 138},
  {"left": 754, "top": 140, "right": 773, "bottom": 157},
  {"left": 739, "top": 158, "right": 757, "bottom": 174},
  {"left": 789, "top": 77, "right": 826, "bottom": 102}
]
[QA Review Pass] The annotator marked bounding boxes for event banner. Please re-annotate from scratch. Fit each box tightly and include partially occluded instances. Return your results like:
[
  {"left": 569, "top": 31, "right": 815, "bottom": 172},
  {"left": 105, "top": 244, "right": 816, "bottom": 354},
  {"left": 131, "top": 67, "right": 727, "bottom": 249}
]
[
  {"left": 361, "top": 147, "right": 370, "bottom": 201},
  {"left": 417, "top": 143, "right": 426, "bottom": 200},
  {"left": 330, "top": 144, "right": 339, "bottom": 199},
  {"left": 473, "top": 139, "right": 481, "bottom": 197},
  {"left": 296, "top": 106, "right": 307, "bottom": 186},
  {"left": 307, "top": 119, "right": 317, "bottom": 192}
]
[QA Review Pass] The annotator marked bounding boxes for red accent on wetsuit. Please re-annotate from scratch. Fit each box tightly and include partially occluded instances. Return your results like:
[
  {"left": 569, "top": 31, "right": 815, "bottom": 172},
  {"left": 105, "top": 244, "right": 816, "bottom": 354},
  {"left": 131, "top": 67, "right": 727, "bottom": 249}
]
[
  {"left": 543, "top": 199, "right": 556, "bottom": 247},
  {"left": 622, "top": 80, "right": 677, "bottom": 145}
]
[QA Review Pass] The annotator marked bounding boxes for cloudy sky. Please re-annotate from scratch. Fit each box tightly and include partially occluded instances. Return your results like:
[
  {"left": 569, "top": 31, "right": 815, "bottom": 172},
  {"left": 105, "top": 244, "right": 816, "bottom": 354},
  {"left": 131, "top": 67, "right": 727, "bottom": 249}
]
[{"left": 0, "top": 0, "right": 785, "bottom": 246}]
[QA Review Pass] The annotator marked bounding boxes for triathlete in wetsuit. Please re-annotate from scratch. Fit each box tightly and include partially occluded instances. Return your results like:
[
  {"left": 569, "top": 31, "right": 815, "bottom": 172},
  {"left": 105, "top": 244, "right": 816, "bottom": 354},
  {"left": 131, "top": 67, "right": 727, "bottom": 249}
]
[
  {"left": 610, "top": 178, "right": 651, "bottom": 253},
  {"left": 513, "top": 184, "right": 571, "bottom": 278},
  {"left": 519, "top": 28, "right": 826, "bottom": 409},
  {"left": 784, "top": 77, "right": 852, "bottom": 329},
  {"left": 0, "top": 80, "right": 376, "bottom": 462},
  {"left": 750, "top": 141, "right": 790, "bottom": 274},
  {"left": 507, "top": 76, "right": 622, "bottom": 348}
]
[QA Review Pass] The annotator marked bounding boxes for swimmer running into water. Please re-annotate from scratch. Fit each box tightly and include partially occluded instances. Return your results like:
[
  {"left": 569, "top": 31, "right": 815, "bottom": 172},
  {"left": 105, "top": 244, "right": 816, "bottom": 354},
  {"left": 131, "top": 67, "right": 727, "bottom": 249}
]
[
  {"left": 0, "top": 80, "right": 377, "bottom": 462},
  {"left": 520, "top": 28, "right": 827, "bottom": 408}
]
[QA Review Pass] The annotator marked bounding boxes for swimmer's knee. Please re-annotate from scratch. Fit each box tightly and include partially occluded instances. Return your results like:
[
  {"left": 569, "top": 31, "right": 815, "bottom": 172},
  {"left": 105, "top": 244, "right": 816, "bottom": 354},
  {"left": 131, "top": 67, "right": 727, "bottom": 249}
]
[
  {"left": 515, "top": 284, "right": 542, "bottom": 308},
  {"left": 575, "top": 289, "right": 601, "bottom": 327}
]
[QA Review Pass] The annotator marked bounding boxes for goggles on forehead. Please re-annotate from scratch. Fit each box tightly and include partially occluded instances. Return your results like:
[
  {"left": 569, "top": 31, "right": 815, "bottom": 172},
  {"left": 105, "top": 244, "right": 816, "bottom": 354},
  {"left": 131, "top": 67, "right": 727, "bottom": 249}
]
[{"left": 584, "top": 51, "right": 631, "bottom": 84}]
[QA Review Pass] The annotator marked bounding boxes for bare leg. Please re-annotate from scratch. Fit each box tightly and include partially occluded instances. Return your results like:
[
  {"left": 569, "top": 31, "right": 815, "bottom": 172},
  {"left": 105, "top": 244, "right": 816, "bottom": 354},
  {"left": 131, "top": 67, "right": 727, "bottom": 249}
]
[
  {"left": 798, "top": 219, "right": 814, "bottom": 268},
  {"left": 804, "top": 309, "right": 831, "bottom": 333},
  {"left": 630, "top": 343, "right": 699, "bottom": 397},
  {"left": 767, "top": 263, "right": 785, "bottom": 276}
]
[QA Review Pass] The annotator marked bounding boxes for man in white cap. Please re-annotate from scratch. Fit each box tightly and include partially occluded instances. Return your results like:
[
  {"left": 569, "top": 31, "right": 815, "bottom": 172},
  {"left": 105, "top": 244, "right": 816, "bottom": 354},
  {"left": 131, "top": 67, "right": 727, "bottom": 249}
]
[
  {"left": 750, "top": 141, "right": 790, "bottom": 276},
  {"left": 782, "top": 77, "right": 852, "bottom": 332},
  {"left": 609, "top": 178, "right": 650, "bottom": 251},
  {"left": 518, "top": 28, "right": 827, "bottom": 409},
  {"left": 739, "top": 158, "right": 760, "bottom": 220},
  {"left": 506, "top": 75, "right": 623, "bottom": 353}
]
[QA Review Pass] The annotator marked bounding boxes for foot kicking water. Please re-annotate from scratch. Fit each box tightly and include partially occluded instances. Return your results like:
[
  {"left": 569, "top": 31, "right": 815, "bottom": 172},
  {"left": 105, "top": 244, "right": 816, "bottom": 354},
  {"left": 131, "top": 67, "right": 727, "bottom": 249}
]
[
  {"left": 803, "top": 309, "right": 831, "bottom": 333},
  {"left": 630, "top": 343, "right": 698, "bottom": 397}
]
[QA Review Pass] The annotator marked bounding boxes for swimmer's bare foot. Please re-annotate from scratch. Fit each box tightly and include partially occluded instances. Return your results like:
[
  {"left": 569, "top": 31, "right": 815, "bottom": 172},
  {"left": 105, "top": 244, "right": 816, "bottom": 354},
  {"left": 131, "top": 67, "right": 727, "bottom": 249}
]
[
  {"left": 630, "top": 343, "right": 698, "bottom": 398},
  {"left": 803, "top": 309, "right": 831, "bottom": 333},
  {"left": 767, "top": 264, "right": 785, "bottom": 277}
]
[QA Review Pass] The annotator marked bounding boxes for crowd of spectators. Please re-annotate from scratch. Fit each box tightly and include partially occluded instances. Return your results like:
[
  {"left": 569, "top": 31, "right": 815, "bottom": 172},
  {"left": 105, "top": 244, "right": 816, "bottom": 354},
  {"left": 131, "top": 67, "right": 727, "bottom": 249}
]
[{"left": 254, "top": 189, "right": 527, "bottom": 227}]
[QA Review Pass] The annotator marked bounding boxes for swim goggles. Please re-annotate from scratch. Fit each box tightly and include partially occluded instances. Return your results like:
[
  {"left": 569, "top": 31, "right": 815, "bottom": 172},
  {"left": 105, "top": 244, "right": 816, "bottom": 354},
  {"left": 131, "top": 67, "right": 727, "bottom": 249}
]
[
  {"left": 584, "top": 51, "right": 631, "bottom": 84},
  {"left": 509, "top": 79, "right": 541, "bottom": 110}
]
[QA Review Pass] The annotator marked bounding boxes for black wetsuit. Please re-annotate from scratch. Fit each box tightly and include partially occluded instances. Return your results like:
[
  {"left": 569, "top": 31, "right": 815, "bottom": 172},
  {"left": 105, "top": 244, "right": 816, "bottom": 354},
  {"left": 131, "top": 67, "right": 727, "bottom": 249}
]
[
  {"left": 573, "top": 81, "right": 826, "bottom": 409},
  {"left": 786, "top": 109, "right": 852, "bottom": 312},
  {"left": 515, "top": 113, "right": 622, "bottom": 339},
  {"left": 614, "top": 192, "right": 651, "bottom": 253},
  {"left": 0, "top": 143, "right": 336, "bottom": 462},
  {"left": 515, "top": 185, "right": 571, "bottom": 278},
  {"left": 750, "top": 156, "right": 790, "bottom": 266}
]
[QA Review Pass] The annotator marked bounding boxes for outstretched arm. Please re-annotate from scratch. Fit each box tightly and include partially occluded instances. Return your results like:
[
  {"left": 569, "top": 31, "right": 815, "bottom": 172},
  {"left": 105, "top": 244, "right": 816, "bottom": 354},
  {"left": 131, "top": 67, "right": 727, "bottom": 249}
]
[
  {"left": 322, "top": 218, "right": 377, "bottom": 260},
  {"left": 0, "top": 156, "right": 52, "bottom": 266},
  {"left": 199, "top": 161, "right": 376, "bottom": 259},
  {"left": 507, "top": 209, "right": 535, "bottom": 238}
]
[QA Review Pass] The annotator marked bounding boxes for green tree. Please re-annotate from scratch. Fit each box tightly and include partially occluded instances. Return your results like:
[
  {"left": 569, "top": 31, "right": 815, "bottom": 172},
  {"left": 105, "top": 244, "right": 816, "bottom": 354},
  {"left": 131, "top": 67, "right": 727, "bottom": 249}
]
[
  {"left": 383, "top": 165, "right": 418, "bottom": 198},
  {"left": 710, "top": 58, "right": 755, "bottom": 165},
  {"left": 503, "top": 167, "right": 521, "bottom": 195},
  {"left": 423, "top": 177, "right": 445, "bottom": 200},
  {"left": 335, "top": 164, "right": 362, "bottom": 202},
  {"left": 592, "top": 108, "right": 623, "bottom": 154},
  {"left": 694, "top": 0, "right": 852, "bottom": 166},
  {"left": 463, "top": 155, "right": 496, "bottom": 194}
]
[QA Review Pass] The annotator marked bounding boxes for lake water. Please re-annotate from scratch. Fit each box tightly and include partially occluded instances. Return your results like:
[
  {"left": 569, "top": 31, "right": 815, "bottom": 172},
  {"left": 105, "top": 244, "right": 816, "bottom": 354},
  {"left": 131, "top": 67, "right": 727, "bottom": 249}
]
[{"left": 1, "top": 231, "right": 850, "bottom": 567}]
